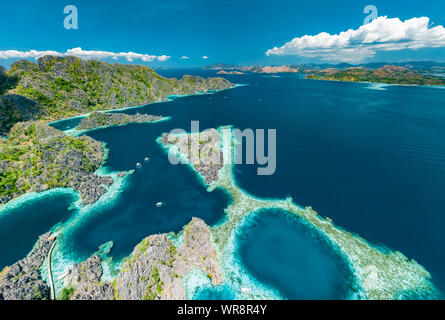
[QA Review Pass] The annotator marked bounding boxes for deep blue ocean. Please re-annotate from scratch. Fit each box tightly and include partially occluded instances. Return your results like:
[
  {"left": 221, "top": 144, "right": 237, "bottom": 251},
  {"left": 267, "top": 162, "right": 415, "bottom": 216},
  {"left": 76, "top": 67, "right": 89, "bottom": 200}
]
[{"left": 1, "top": 70, "right": 444, "bottom": 298}]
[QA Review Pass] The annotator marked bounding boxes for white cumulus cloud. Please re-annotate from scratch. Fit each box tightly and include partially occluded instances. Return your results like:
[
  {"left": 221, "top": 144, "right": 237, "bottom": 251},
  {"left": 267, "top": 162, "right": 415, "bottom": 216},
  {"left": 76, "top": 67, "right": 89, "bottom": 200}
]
[
  {"left": 266, "top": 16, "right": 445, "bottom": 63},
  {"left": 0, "top": 47, "right": 170, "bottom": 62}
]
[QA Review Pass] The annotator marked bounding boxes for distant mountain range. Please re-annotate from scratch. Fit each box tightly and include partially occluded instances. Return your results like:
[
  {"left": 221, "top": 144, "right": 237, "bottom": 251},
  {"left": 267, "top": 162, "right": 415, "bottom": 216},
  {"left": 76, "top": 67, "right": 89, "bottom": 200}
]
[
  {"left": 305, "top": 65, "right": 445, "bottom": 86},
  {"left": 204, "top": 61, "right": 445, "bottom": 85},
  {"left": 204, "top": 61, "right": 445, "bottom": 74}
]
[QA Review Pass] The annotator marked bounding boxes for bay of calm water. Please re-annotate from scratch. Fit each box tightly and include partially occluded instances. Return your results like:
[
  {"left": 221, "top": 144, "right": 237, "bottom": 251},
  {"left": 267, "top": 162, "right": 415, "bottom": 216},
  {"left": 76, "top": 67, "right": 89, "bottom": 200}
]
[{"left": 1, "top": 70, "right": 444, "bottom": 297}]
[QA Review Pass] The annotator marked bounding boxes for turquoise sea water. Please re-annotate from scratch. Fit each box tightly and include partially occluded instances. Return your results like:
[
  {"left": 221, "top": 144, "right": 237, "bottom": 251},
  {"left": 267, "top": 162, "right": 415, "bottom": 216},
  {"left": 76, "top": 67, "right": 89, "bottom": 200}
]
[
  {"left": 193, "top": 284, "right": 236, "bottom": 300},
  {"left": 1, "top": 70, "right": 445, "bottom": 297}
]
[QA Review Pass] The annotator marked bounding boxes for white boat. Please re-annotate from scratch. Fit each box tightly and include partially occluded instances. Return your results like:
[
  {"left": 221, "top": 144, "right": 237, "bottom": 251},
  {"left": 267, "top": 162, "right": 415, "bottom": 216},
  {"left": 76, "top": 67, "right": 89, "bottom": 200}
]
[
  {"left": 155, "top": 202, "right": 163, "bottom": 207},
  {"left": 136, "top": 162, "right": 142, "bottom": 168},
  {"left": 144, "top": 157, "right": 150, "bottom": 162}
]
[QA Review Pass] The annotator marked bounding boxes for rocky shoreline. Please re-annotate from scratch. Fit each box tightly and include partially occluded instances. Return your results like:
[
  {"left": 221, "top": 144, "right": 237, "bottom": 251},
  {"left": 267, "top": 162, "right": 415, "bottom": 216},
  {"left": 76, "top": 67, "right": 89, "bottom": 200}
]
[
  {"left": 216, "top": 70, "right": 245, "bottom": 75},
  {"left": 76, "top": 111, "right": 165, "bottom": 131},
  {"left": 0, "top": 121, "right": 113, "bottom": 205}
]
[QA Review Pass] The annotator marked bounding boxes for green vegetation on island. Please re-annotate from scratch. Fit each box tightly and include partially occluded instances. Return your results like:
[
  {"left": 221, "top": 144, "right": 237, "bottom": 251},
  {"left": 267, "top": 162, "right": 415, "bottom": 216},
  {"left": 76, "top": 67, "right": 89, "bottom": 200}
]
[
  {"left": 0, "top": 121, "right": 111, "bottom": 205},
  {"left": 0, "top": 55, "right": 233, "bottom": 135},
  {"left": 305, "top": 65, "right": 445, "bottom": 85}
]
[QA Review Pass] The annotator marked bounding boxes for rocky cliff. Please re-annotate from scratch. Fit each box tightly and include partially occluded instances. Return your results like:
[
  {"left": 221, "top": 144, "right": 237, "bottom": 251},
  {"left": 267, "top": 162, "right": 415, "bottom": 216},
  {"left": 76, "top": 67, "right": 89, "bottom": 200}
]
[
  {"left": 0, "top": 232, "right": 55, "bottom": 300},
  {"left": 0, "top": 56, "right": 233, "bottom": 134},
  {"left": 57, "top": 217, "right": 223, "bottom": 300},
  {"left": 0, "top": 121, "right": 112, "bottom": 205},
  {"left": 0, "top": 94, "right": 41, "bottom": 136}
]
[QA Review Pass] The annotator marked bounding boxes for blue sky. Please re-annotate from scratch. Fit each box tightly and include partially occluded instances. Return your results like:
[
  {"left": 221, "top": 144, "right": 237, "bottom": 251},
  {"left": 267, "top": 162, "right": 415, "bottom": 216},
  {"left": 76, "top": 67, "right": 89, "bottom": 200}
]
[{"left": 1, "top": 0, "right": 445, "bottom": 68}]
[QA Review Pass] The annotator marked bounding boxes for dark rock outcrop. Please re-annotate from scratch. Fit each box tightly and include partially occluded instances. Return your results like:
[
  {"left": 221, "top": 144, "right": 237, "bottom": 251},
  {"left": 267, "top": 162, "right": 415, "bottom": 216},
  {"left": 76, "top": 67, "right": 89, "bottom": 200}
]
[
  {"left": 64, "top": 255, "right": 114, "bottom": 300},
  {"left": 0, "top": 232, "right": 55, "bottom": 300}
]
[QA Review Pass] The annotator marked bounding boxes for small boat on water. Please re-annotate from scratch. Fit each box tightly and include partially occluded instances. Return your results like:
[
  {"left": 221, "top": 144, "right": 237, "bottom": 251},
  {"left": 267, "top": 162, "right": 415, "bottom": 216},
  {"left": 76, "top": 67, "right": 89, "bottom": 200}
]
[
  {"left": 155, "top": 202, "right": 163, "bottom": 207},
  {"left": 144, "top": 157, "right": 150, "bottom": 162},
  {"left": 136, "top": 162, "right": 142, "bottom": 168}
]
